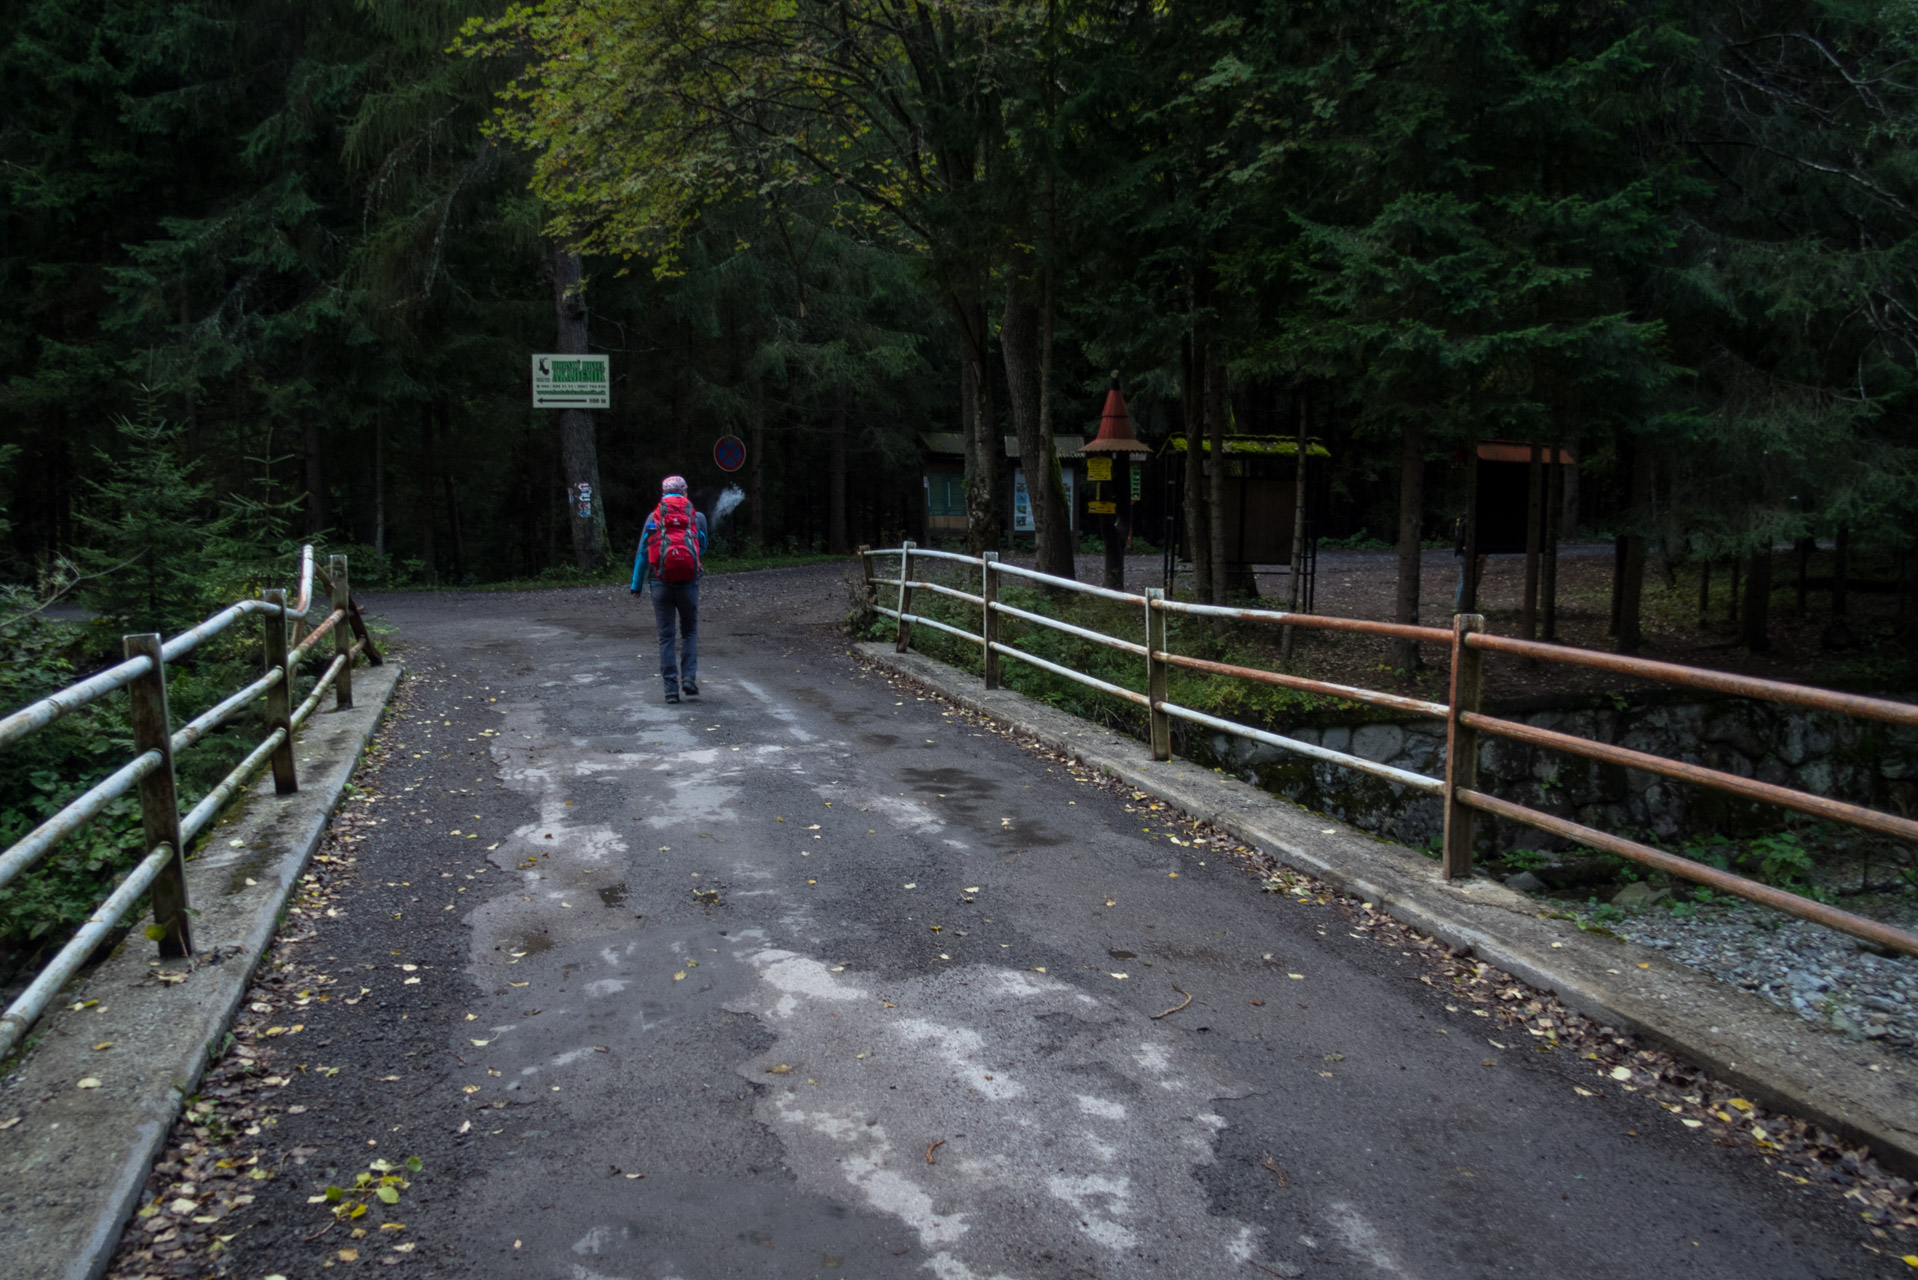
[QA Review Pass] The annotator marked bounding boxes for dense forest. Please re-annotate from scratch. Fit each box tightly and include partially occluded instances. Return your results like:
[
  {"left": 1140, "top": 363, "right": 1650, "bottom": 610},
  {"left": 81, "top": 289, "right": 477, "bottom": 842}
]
[{"left": 1, "top": 0, "right": 1915, "bottom": 652}]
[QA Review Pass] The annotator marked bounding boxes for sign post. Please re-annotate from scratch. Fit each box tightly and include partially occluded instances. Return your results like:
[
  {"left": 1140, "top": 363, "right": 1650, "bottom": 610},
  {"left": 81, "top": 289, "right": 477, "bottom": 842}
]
[
  {"left": 531, "top": 354, "right": 611, "bottom": 409},
  {"left": 1082, "top": 375, "right": 1149, "bottom": 590}
]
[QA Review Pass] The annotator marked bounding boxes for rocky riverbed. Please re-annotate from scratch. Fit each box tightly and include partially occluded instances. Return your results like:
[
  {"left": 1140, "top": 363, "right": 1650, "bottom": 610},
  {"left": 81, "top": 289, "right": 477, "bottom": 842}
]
[{"left": 1576, "top": 892, "right": 1918, "bottom": 1055}]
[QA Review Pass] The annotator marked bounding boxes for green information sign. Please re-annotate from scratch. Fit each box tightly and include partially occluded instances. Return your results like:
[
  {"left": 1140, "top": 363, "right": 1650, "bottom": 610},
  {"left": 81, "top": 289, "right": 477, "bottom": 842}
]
[{"left": 532, "top": 354, "right": 610, "bottom": 408}]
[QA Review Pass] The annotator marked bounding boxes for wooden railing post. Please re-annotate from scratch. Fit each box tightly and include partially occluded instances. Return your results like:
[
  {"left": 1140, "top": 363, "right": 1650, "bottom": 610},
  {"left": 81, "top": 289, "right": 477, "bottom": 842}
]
[
  {"left": 331, "top": 554, "right": 354, "bottom": 709},
  {"left": 981, "top": 552, "right": 1000, "bottom": 689},
  {"left": 1145, "top": 588, "right": 1170, "bottom": 761},
  {"left": 857, "top": 545, "right": 874, "bottom": 608},
  {"left": 124, "top": 634, "right": 192, "bottom": 958},
  {"left": 263, "top": 588, "right": 298, "bottom": 794},
  {"left": 894, "top": 541, "right": 916, "bottom": 653},
  {"left": 1442, "top": 613, "right": 1485, "bottom": 879}
]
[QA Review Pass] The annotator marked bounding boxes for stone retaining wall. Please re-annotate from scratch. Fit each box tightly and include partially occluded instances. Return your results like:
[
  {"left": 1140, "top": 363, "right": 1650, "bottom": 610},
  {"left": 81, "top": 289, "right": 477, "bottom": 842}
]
[{"left": 1195, "top": 693, "right": 1918, "bottom": 852}]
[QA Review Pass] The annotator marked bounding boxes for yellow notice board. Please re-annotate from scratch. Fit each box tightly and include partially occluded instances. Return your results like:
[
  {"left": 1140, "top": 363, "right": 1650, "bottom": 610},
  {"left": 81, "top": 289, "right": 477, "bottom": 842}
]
[
  {"left": 1087, "top": 500, "right": 1118, "bottom": 515},
  {"left": 1085, "top": 456, "right": 1113, "bottom": 482}
]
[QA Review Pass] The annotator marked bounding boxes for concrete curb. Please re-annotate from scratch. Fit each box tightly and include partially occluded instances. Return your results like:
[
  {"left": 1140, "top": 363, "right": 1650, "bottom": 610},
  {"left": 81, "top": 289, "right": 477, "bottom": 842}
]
[
  {"left": 859, "top": 643, "right": 1918, "bottom": 1178},
  {"left": 0, "top": 663, "right": 404, "bottom": 1280}
]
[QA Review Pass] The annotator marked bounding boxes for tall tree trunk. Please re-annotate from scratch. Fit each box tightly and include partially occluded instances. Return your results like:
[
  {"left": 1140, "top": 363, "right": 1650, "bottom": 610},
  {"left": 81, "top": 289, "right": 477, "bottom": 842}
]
[
  {"left": 302, "top": 410, "right": 328, "bottom": 535},
  {"left": 1181, "top": 335, "right": 1212, "bottom": 600},
  {"left": 1542, "top": 438, "right": 1564, "bottom": 641},
  {"left": 1281, "top": 386, "right": 1310, "bottom": 665},
  {"left": 373, "top": 404, "right": 386, "bottom": 556},
  {"left": 1206, "top": 355, "right": 1228, "bottom": 604},
  {"left": 1561, "top": 437, "right": 1580, "bottom": 538},
  {"left": 1522, "top": 442, "right": 1542, "bottom": 638},
  {"left": 552, "top": 248, "right": 606, "bottom": 570},
  {"left": 1794, "top": 536, "right": 1814, "bottom": 613},
  {"left": 1831, "top": 523, "right": 1851, "bottom": 620},
  {"left": 1461, "top": 435, "right": 1481, "bottom": 612},
  {"left": 1697, "top": 559, "right": 1711, "bottom": 627},
  {"left": 437, "top": 402, "right": 465, "bottom": 582},
  {"left": 829, "top": 383, "right": 849, "bottom": 554},
  {"left": 749, "top": 385, "right": 766, "bottom": 550},
  {"left": 1390, "top": 419, "right": 1425, "bottom": 671},
  {"left": 1742, "top": 542, "right": 1773, "bottom": 652},
  {"left": 955, "top": 298, "right": 1000, "bottom": 554},
  {"left": 179, "top": 290, "right": 198, "bottom": 457},
  {"left": 960, "top": 345, "right": 981, "bottom": 553},
  {"left": 418, "top": 404, "right": 438, "bottom": 585},
  {"left": 1001, "top": 289, "right": 1074, "bottom": 578},
  {"left": 1824, "top": 522, "right": 1854, "bottom": 647},
  {"left": 1616, "top": 441, "right": 1652, "bottom": 654}
]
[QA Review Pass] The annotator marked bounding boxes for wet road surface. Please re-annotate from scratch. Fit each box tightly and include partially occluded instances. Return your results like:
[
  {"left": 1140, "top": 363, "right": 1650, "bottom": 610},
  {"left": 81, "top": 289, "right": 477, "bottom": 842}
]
[{"left": 150, "top": 565, "right": 1882, "bottom": 1279}]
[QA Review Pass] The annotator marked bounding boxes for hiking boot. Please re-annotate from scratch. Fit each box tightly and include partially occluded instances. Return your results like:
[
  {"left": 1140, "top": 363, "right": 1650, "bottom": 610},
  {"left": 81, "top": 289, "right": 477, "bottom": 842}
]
[
  {"left": 682, "top": 681, "right": 699, "bottom": 696},
  {"left": 665, "top": 691, "right": 680, "bottom": 704}
]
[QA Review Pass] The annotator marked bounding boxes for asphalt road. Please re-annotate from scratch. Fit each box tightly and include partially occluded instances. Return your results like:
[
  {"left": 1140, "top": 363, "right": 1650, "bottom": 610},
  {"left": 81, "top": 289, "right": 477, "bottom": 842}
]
[{"left": 143, "top": 563, "right": 1884, "bottom": 1280}]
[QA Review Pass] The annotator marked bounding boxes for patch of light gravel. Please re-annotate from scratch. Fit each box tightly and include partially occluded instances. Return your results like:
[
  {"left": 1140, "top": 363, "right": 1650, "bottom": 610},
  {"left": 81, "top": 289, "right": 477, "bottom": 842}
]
[{"left": 1601, "top": 897, "right": 1918, "bottom": 1055}]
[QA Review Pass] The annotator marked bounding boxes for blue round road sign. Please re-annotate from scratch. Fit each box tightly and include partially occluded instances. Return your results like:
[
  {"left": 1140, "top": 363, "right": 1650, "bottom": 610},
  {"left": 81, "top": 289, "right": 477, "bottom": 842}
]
[{"left": 714, "top": 434, "right": 746, "bottom": 472}]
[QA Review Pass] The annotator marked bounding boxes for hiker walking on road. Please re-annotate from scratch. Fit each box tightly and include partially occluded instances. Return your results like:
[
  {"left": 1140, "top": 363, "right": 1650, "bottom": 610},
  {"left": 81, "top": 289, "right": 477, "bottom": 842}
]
[{"left": 631, "top": 476, "right": 708, "bottom": 703}]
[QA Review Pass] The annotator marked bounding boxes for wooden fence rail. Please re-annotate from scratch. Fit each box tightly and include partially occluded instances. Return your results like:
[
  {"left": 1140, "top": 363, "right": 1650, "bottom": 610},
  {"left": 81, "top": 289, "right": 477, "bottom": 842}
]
[
  {"left": 856, "top": 545, "right": 1918, "bottom": 960},
  {"left": 0, "top": 549, "right": 381, "bottom": 1061}
]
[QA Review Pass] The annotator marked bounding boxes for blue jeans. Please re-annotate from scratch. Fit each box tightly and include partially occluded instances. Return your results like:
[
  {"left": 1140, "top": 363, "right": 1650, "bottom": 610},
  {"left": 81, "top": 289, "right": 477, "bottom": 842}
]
[{"left": 649, "top": 579, "right": 699, "bottom": 692}]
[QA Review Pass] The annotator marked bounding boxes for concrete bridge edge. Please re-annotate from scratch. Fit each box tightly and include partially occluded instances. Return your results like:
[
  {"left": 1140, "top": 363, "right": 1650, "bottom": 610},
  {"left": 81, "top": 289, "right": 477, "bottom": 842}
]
[{"left": 0, "top": 662, "right": 404, "bottom": 1280}]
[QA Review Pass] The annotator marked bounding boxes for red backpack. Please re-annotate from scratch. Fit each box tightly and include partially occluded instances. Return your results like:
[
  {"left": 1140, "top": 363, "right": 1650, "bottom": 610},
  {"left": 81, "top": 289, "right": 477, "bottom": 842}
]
[{"left": 649, "top": 495, "right": 702, "bottom": 583}]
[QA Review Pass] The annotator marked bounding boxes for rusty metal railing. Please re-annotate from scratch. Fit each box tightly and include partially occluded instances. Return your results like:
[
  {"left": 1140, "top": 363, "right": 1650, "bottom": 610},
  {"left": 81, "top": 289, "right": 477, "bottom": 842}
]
[
  {"left": 0, "top": 549, "right": 382, "bottom": 1062},
  {"left": 857, "top": 545, "right": 1918, "bottom": 959}
]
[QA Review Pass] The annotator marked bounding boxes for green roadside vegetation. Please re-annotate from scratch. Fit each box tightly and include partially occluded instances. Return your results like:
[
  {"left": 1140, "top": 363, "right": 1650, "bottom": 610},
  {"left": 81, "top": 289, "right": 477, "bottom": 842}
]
[{"left": 0, "top": 415, "right": 343, "bottom": 967}]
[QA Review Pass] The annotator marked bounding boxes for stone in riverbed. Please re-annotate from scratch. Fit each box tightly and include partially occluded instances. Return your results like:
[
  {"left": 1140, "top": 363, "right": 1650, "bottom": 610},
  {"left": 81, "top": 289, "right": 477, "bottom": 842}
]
[
  {"left": 1787, "top": 969, "right": 1831, "bottom": 994},
  {"left": 1611, "top": 882, "right": 1670, "bottom": 908}
]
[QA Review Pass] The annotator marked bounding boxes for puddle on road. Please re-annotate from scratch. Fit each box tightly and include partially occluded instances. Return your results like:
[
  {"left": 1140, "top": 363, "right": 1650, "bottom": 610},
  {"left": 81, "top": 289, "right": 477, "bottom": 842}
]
[
  {"left": 1109, "top": 950, "right": 1136, "bottom": 961},
  {"left": 898, "top": 765, "right": 996, "bottom": 803},
  {"left": 597, "top": 881, "right": 629, "bottom": 908}
]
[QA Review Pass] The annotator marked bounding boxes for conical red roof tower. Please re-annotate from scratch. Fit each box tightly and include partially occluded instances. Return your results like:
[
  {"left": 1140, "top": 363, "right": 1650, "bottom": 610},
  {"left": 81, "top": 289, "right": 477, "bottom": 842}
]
[{"left": 1081, "top": 372, "right": 1148, "bottom": 454}]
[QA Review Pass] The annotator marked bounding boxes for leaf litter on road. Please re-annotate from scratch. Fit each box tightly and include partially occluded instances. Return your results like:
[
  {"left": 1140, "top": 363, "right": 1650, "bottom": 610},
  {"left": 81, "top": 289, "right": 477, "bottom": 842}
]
[{"left": 857, "top": 654, "right": 1918, "bottom": 1257}]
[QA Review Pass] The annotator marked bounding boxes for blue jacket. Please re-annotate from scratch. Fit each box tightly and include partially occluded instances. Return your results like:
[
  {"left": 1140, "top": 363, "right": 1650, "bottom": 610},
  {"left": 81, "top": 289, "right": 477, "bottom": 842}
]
[{"left": 631, "top": 505, "right": 709, "bottom": 590}]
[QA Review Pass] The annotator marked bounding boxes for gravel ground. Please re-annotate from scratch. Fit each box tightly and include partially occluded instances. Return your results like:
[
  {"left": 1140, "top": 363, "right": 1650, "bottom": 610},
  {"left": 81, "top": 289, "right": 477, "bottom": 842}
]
[{"left": 1602, "top": 898, "right": 1918, "bottom": 1056}]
